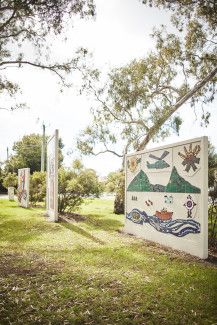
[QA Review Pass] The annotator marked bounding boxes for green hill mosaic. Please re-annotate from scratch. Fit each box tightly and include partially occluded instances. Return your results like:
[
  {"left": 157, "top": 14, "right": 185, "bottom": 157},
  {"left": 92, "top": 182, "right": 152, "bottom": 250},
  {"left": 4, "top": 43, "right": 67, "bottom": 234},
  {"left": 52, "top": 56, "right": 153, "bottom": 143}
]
[{"left": 127, "top": 167, "right": 201, "bottom": 193}]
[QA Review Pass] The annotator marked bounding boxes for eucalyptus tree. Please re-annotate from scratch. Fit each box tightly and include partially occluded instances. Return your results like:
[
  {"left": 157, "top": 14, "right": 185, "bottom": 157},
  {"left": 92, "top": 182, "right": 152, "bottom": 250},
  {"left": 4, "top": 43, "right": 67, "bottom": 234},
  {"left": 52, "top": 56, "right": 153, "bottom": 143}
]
[
  {"left": 77, "top": 0, "right": 217, "bottom": 158},
  {"left": 77, "top": 0, "right": 216, "bottom": 214},
  {"left": 0, "top": 0, "right": 95, "bottom": 111}
]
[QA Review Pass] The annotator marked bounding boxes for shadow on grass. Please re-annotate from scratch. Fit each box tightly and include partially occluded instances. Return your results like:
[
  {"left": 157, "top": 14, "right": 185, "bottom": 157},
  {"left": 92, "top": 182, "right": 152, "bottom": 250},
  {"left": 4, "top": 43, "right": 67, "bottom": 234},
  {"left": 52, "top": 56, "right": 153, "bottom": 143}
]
[
  {"left": 80, "top": 214, "right": 124, "bottom": 232},
  {"left": 0, "top": 218, "right": 61, "bottom": 245},
  {"left": 59, "top": 221, "right": 105, "bottom": 245}
]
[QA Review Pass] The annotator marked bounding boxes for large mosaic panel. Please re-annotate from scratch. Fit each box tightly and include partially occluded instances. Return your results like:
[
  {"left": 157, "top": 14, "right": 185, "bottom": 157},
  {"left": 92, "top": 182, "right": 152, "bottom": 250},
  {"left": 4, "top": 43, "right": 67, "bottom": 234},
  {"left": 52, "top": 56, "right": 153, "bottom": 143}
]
[{"left": 124, "top": 137, "right": 208, "bottom": 259}]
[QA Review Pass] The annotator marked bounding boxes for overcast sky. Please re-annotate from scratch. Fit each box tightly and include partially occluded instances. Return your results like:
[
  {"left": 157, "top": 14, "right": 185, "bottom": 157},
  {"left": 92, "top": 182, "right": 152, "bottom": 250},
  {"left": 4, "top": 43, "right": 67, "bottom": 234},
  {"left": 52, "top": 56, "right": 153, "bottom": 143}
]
[{"left": 0, "top": 0, "right": 216, "bottom": 176}]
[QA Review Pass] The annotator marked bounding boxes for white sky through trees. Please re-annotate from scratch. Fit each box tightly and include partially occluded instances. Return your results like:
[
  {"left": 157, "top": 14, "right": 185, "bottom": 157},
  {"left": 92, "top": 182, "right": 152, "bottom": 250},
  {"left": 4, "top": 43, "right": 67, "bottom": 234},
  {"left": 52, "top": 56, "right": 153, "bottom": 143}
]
[{"left": 0, "top": 0, "right": 216, "bottom": 176}]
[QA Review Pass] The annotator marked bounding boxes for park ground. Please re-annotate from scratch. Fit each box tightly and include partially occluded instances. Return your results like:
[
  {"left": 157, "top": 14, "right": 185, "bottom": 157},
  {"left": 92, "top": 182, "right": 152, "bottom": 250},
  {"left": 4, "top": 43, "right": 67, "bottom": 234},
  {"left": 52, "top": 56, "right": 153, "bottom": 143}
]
[{"left": 0, "top": 198, "right": 217, "bottom": 325}]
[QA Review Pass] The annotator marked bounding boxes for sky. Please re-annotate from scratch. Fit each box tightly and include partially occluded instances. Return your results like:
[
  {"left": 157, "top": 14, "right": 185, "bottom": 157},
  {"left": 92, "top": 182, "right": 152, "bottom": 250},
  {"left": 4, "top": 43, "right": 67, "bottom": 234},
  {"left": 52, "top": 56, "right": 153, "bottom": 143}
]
[{"left": 0, "top": 0, "right": 216, "bottom": 176}]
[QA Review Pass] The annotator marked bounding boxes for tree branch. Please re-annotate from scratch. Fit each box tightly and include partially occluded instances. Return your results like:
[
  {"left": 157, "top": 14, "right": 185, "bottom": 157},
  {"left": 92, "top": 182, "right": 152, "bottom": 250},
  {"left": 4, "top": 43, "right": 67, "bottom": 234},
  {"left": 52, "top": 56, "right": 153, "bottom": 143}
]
[
  {"left": 0, "top": 9, "right": 16, "bottom": 32},
  {"left": 137, "top": 65, "right": 217, "bottom": 151},
  {"left": 92, "top": 148, "right": 123, "bottom": 158},
  {"left": 0, "top": 60, "right": 75, "bottom": 84}
]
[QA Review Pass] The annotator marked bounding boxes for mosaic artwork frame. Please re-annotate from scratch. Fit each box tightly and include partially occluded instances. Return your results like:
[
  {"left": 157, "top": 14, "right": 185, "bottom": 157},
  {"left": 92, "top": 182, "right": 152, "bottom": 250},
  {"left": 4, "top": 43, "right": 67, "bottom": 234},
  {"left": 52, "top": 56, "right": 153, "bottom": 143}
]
[
  {"left": 46, "top": 130, "right": 59, "bottom": 222},
  {"left": 124, "top": 137, "right": 208, "bottom": 259},
  {"left": 18, "top": 168, "right": 30, "bottom": 208}
]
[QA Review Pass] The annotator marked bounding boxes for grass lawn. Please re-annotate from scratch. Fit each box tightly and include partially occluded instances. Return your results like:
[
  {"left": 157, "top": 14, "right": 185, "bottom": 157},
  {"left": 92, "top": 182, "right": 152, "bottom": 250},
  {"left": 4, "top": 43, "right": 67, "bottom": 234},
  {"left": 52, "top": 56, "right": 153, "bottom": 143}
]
[{"left": 0, "top": 198, "right": 217, "bottom": 324}]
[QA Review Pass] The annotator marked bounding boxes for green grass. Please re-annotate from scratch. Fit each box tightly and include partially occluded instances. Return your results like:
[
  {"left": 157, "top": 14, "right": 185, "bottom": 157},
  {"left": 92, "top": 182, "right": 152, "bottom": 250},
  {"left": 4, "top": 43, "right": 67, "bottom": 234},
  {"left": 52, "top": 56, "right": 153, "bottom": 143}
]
[{"left": 0, "top": 198, "right": 217, "bottom": 325}]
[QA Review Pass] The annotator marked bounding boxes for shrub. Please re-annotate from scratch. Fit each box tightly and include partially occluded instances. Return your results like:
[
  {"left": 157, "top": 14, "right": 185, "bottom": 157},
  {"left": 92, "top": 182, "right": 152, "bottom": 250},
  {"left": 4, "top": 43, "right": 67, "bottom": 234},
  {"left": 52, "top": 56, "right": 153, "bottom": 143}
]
[
  {"left": 208, "top": 188, "right": 217, "bottom": 248},
  {"left": 2, "top": 172, "right": 17, "bottom": 188},
  {"left": 58, "top": 163, "right": 103, "bottom": 214},
  {"left": 30, "top": 171, "right": 46, "bottom": 206}
]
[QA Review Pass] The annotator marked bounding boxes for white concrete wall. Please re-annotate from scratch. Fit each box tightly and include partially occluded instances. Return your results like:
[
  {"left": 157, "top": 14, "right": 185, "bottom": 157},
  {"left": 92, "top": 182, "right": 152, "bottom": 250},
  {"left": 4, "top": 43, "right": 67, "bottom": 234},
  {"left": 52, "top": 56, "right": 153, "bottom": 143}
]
[
  {"left": 46, "top": 130, "right": 59, "bottom": 222},
  {"left": 124, "top": 137, "right": 208, "bottom": 259}
]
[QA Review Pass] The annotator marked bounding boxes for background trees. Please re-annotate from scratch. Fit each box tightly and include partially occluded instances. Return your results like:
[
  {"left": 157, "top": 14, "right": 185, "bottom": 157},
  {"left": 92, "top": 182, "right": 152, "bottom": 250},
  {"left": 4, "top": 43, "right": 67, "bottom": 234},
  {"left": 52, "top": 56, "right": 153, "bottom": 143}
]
[
  {"left": 5, "top": 133, "right": 64, "bottom": 174},
  {"left": 208, "top": 142, "right": 217, "bottom": 188},
  {"left": 0, "top": 0, "right": 95, "bottom": 111}
]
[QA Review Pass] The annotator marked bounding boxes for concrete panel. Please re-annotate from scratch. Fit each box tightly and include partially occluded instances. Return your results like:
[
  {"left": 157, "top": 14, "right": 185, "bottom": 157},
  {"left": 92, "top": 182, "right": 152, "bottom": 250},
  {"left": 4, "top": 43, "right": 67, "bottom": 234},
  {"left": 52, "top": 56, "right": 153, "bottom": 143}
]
[
  {"left": 124, "top": 137, "right": 208, "bottom": 259},
  {"left": 18, "top": 168, "right": 30, "bottom": 208}
]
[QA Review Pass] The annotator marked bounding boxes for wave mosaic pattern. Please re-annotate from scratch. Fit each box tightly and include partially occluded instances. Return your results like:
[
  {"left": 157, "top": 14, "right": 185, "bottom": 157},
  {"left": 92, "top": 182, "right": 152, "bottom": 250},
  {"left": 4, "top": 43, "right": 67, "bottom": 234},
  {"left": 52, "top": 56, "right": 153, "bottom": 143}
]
[
  {"left": 124, "top": 137, "right": 208, "bottom": 259},
  {"left": 126, "top": 209, "right": 201, "bottom": 237}
]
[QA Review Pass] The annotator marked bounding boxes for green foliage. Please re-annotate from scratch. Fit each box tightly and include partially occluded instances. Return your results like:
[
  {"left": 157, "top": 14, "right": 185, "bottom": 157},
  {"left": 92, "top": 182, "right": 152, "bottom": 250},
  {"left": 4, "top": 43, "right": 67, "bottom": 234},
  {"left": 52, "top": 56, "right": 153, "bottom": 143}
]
[
  {"left": 5, "top": 133, "right": 64, "bottom": 174},
  {"left": 208, "top": 142, "right": 217, "bottom": 188},
  {"left": 2, "top": 172, "right": 17, "bottom": 188},
  {"left": 0, "top": 167, "right": 7, "bottom": 193},
  {"left": 0, "top": 0, "right": 95, "bottom": 110},
  {"left": 58, "top": 161, "right": 103, "bottom": 213},
  {"left": 72, "top": 159, "right": 84, "bottom": 172},
  {"left": 78, "top": 0, "right": 216, "bottom": 157},
  {"left": 208, "top": 142, "right": 217, "bottom": 247},
  {"left": 29, "top": 171, "right": 46, "bottom": 206},
  {"left": 104, "top": 170, "right": 125, "bottom": 214},
  {"left": 208, "top": 190, "right": 217, "bottom": 246},
  {"left": 6, "top": 134, "right": 42, "bottom": 173},
  {"left": 142, "top": 1, "right": 217, "bottom": 29},
  {"left": 113, "top": 171, "right": 125, "bottom": 214},
  {"left": 105, "top": 171, "right": 123, "bottom": 193}
]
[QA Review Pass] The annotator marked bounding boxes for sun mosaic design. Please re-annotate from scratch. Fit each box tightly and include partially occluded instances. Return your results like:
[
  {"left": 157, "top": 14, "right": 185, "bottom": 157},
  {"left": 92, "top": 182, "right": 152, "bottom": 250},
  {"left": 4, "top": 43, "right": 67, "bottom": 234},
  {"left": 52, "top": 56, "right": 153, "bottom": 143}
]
[{"left": 126, "top": 208, "right": 201, "bottom": 237}]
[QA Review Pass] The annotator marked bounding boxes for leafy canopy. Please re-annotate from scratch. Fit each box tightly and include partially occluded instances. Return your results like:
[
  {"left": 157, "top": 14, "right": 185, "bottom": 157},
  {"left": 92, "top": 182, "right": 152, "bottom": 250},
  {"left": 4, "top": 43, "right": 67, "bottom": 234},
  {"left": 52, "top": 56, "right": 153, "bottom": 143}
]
[
  {"left": 77, "top": 0, "right": 217, "bottom": 158},
  {"left": 0, "top": 0, "right": 95, "bottom": 110}
]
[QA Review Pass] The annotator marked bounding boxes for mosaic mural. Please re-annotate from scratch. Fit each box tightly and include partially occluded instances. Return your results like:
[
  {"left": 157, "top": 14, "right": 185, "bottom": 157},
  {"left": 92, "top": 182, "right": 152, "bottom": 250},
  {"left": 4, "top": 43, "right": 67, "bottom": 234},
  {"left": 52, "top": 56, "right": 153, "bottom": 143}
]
[
  {"left": 18, "top": 168, "right": 30, "bottom": 208},
  {"left": 125, "top": 137, "right": 208, "bottom": 259}
]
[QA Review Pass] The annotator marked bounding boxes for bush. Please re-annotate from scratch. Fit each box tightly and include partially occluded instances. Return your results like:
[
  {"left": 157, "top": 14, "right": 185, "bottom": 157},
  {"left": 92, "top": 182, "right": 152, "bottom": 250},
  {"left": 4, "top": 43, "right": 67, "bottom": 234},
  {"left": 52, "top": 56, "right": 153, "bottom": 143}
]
[
  {"left": 30, "top": 171, "right": 46, "bottom": 206},
  {"left": 58, "top": 163, "right": 103, "bottom": 214},
  {"left": 0, "top": 168, "right": 7, "bottom": 193},
  {"left": 208, "top": 188, "right": 217, "bottom": 248},
  {"left": 2, "top": 172, "right": 17, "bottom": 188}
]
